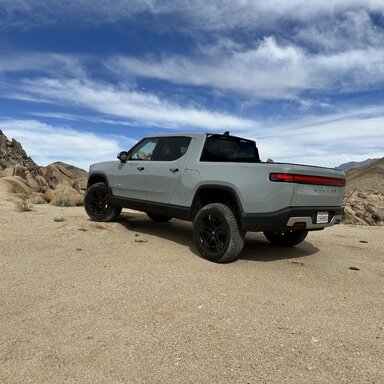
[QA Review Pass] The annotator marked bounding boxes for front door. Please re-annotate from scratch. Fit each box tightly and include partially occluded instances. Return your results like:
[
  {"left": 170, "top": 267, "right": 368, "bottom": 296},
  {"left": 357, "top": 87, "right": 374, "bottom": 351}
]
[{"left": 111, "top": 138, "right": 159, "bottom": 200}]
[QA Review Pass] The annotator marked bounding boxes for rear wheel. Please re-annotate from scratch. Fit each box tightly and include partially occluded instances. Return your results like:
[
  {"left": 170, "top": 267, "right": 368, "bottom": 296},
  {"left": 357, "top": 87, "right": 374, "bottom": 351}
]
[
  {"left": 146, "top": 213, "right": 172, "bottom": 223},
  {"left": 84, "top": 182, "right": 122, "bottom": 222},
  {"left": 193, "top": 203, "right": 244, "bottom": 263},
  {"left": 263, "top": 229, "right": 308, "bottom": 247}
]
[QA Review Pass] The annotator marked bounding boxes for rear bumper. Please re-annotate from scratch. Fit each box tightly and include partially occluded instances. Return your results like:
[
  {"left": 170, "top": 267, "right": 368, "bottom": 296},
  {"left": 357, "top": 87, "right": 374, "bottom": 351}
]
[{"left": 242, "top": 206, "right": 344, "bottom": 232}]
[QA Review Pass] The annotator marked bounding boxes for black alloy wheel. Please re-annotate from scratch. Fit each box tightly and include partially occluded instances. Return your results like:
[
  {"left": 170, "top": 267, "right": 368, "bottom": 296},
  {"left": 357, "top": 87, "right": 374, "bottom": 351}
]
[
  {"left": 200, "top": 213, "right": 228, "bottom": 253},
  {"left": 193, "top": 203, "right": 244, "bottom": 263},
  {"left": 84, "top": 182, "right": 122, "bottom": 222}
]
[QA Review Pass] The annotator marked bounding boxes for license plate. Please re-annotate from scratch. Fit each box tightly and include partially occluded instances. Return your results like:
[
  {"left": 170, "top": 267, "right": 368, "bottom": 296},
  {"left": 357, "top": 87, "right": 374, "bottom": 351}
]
[{"left": 317, "top": 211, "right": 329, "bottom": 224}]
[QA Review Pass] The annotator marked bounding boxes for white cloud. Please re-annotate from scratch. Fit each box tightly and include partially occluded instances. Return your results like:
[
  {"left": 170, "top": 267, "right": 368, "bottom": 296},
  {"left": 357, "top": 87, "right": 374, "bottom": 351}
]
[
  {"left": 2, "top": 0, "right": 384, "bottom": 101},
  {"left": 294, "top": 9, "right": 384, "bottom": 52},
  {"left": 109, "top": 37, "right": 384, "bottom": 98},
  {"left": 0, "top": 119, "right": 135, "bottom": 170},
  {"left": 2, "top": 76, "right": 255, "bottom": 130},
  {"left": 1, "top": 0, "right": 384, "bottom": 29},
  {"left": 0, "top": 53, "right": 87, "bottom": 78},
  {"left": 245, "top": 109, "right": 384, "bottom": 167}
]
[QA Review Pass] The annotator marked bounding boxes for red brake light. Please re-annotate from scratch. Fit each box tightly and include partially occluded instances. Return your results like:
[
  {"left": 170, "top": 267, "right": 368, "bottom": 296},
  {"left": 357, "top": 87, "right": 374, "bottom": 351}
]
[{"left": 269, "top": 173, "right": 346, "bottom": 187}]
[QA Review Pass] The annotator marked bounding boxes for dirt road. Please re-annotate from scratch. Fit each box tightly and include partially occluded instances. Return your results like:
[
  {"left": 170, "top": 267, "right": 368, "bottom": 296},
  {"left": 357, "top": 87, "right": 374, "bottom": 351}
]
[{"left": 1, "top": 202, "right": 383, "bottom": 383}]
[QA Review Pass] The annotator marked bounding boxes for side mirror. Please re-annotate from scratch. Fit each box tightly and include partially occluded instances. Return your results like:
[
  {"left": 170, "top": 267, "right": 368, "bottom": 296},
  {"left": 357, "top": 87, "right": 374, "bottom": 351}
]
[{"left": 117, "top": 151, "right": 128, "bottom": 163}]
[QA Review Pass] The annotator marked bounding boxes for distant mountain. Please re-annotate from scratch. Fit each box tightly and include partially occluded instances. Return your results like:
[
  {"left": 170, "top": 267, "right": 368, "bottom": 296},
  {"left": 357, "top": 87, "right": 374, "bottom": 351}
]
[
  {"left": 345, "top": 157, "right": 384, "bottom": 193},
  {"left": 336, "top": 158, "right": 379, "bottom": 172}
]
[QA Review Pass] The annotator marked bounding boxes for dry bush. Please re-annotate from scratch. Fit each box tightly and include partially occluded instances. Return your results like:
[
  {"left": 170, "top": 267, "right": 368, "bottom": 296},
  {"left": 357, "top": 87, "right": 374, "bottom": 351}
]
[{"left": 16, "top": 198, "right": 33, "bottom": 212}]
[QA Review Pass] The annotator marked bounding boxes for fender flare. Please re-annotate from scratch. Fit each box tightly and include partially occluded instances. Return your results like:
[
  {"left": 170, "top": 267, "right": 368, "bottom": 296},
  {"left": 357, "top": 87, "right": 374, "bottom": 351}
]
[
  {"left": 87, "top": 172, "right": 111, "bottom": 191},
  {"left": 191, "top": 184, "right": 244, "bottom": 221}
]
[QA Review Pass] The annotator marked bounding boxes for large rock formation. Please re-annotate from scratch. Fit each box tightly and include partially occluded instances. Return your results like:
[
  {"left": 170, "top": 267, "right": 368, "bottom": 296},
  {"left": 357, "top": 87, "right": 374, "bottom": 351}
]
[
  {"left": 0, "top": 130, "right": 41, "bottom": 174},
  {"left": 0, "top": 130, "right": 87, "bottom": 206},
  {"left": 343, "top": 158, "right": 384, "bottom": 226}
]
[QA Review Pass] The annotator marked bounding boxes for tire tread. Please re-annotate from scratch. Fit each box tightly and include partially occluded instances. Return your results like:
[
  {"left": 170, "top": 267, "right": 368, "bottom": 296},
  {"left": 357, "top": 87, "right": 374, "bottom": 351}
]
[{"left": 193, "top": 203, "right": 244, "bottom": 263}]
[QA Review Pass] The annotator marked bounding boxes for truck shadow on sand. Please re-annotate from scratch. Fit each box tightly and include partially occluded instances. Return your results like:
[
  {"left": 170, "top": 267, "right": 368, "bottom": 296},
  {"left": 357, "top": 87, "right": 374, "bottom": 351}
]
[
  {"left": 117, "top": 212, "right": 320, "bottom": 262},
  {"left": 241, "top": 233, "right": 320, "bottom": 262}
]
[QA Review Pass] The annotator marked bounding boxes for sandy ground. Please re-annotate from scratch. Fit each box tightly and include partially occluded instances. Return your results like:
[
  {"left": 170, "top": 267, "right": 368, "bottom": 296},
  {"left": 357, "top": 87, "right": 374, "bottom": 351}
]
[{"left": 0, "top": 200, "right": 383, "bottom": 384}]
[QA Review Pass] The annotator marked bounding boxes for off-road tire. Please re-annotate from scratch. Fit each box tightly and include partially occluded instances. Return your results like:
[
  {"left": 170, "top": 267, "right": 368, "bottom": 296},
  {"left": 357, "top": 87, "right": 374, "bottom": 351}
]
[
  {"left": 84, "top": 182, "right": 122, "bottom": 222},
  {"left": 146, "top": 213, "right": 172, "bottom": 223},
  {"left": 193, "top": 203, "right": 245, "bottom": 263},
  {"left": 263, "top": 229, "right": 308, "bottom": 247}
]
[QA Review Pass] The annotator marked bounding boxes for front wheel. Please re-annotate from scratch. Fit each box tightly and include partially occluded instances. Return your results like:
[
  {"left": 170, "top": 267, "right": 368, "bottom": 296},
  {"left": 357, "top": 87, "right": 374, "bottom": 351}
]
[
  {"left": 84, "top": 182, "right": 122, "bottom": 222},
  {"left": 193, "top": 203, "right": 245, "bottom": 263},
  {"left": 263, "top": 229, "right": 308, "bottom": 247}
]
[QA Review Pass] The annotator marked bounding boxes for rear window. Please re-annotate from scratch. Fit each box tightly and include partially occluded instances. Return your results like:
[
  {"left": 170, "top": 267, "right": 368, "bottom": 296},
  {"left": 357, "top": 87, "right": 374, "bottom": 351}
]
[{"left": 201, "top": 135, "right": 260, "bottom": 163}]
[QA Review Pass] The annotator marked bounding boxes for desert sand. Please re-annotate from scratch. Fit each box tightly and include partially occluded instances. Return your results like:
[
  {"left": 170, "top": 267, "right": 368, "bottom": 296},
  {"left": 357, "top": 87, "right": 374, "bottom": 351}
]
[{"left": 1, "top": 200, "right": 383, "bottom": 384}]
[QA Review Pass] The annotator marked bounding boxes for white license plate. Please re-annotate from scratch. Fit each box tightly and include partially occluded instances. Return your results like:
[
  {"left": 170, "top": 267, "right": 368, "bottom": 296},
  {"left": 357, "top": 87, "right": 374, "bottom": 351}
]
[{"left": 317, "top": 211, "right": 329, "bottom": 224}]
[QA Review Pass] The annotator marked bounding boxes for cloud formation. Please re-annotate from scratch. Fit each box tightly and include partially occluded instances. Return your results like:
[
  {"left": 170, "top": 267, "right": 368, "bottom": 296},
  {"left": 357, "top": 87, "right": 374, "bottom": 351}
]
[
  {"left": 0, "top": 119, "right": 134, "bottom": 169},
  {"left": 1, "top": 73, "right": 255, "bottom": 130},
  {"left": 1, "top": 0, "right": 383, "bottom": 29},
  {"left": 251, "top": 108, "right": 384, "bottom": 167},
  {"left": 109, "top": 37, "right": 384, "bottom": 98}
]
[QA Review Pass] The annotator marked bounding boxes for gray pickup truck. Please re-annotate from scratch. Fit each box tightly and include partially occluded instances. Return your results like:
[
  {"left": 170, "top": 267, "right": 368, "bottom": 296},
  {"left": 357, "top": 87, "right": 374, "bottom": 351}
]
[{"left": 84, "top": 132, "right": 346, "bottom": 262}]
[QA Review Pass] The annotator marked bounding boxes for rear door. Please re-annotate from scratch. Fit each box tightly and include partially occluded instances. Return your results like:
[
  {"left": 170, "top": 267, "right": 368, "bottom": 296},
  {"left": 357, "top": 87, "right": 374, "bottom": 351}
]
[
  {"left": 111, "top": 138, "right": 159, "bottom": 200},
  {"left": 145, "top": 137, "right": 192, "bottom": 204}
]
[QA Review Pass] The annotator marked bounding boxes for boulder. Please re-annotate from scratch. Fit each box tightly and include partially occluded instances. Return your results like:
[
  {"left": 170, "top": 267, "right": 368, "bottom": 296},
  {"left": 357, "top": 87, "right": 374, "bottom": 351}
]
[
  {"left": 42, "top": 163, "right": 81, "bottom": 191},
  {"left": 1, "top": 176, "right": 32, "bottom": 195},
  {"left": 45, "top": 186, "right": 84, "bottom": 207}
]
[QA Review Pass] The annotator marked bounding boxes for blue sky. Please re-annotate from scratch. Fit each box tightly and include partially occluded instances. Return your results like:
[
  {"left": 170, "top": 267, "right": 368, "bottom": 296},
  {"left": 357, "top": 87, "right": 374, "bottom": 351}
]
[{"left": 0, "top": 0, "right": 383, "bottom": 170}]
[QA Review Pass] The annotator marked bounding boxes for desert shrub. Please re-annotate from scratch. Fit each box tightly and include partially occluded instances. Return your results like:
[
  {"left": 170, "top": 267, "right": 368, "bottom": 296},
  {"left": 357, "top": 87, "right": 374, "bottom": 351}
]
[{"left": 16, "top": 198, "right": 33, "bottom": 212}]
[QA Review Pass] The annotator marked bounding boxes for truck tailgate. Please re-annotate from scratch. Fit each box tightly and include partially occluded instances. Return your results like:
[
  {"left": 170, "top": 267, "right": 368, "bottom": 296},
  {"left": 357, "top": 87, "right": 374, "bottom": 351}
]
[{"left": 286, "top": 165, "right": 346, "bottom": 207}]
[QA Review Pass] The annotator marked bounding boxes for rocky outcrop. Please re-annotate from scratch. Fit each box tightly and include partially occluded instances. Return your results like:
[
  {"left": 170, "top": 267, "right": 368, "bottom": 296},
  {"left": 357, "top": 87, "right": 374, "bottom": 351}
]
[
  {"left": 43, "top": 163, "right": 82, "bottom": 192},
  {"left": 50, "top": 162, "right": 88, "bottom": 189},
  {"left": 342, "top": 158, "right": 384, "bottom": 226},
  {"left": 0, "top": 130, "right": 87, "bottom": 205},
  {"left": 343, "top": 190, "right": 384, "bottom": 226},
  {"left": 0, "top": 130, "right": 41, "bottom": 174}
]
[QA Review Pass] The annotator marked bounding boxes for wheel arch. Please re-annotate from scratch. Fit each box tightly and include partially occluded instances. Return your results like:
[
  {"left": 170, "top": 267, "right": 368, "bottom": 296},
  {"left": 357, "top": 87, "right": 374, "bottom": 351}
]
[
  {"left": 191, "top": 185, "right": 244, "bottom": 221},
  {"left": 87, "top": 173, "right": 110, "bottom": 190}
]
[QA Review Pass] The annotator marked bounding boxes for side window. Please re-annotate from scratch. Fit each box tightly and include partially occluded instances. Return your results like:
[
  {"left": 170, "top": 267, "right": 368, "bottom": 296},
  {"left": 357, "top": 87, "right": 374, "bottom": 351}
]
[
  {"left": 130, "top": 139, "right": 158, "bottom": 161},
  {"left": 156, "top": 137, "right": 192, "bottom": 161},
  {"left": 201, "top": 136, "right": 259, "bottom": 162}
]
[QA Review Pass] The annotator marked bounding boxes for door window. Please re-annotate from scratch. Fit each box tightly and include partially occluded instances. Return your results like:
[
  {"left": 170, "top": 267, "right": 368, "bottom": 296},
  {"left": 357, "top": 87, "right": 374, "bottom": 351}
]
[
  {"left": 157, "top": 137, "right": 192, "bottom": 161},
  {"left": 130, "top": 139, "right": 158, "bottom": 161}
]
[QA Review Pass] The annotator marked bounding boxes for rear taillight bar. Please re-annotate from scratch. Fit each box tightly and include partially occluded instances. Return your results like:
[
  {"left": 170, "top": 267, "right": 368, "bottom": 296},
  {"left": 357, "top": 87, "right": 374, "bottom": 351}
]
[{"left": 269, "top": 173, "right": 346, "bottom": 187}]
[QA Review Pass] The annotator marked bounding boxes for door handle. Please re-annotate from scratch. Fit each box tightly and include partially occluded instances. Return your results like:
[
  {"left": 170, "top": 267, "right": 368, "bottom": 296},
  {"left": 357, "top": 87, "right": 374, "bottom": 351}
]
[
  {"left": 169, "top": 168, "right": 179, "bottom": 173},
  {"left": 137, "top": 166, "right": 145, "bottom": 171}
]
